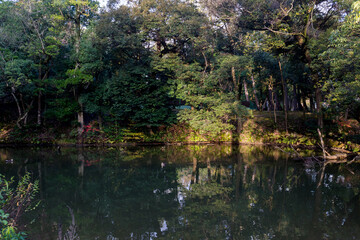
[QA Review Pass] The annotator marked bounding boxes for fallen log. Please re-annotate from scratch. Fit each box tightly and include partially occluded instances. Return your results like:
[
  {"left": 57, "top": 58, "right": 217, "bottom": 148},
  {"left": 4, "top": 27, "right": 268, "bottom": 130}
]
[{"left": 330, "top": 148, "right": 353, "bottom": 154}]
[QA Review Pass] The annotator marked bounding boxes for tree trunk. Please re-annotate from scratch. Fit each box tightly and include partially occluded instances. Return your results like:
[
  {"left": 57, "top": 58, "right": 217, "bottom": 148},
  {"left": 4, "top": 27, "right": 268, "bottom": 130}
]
[
  {"left": 344, "top": 108, "right": 349, "bottom": 121},
  {"left": 243, "top": 80, "right": 249, "bottom": 101},
  {"left": 232, "top": 66, "right": 240, "bottom": 101},
  {"left": 232, "top": 66, "right": 243, "bottom": 135},
  {"left": 275, "top": 91, "right": 282, "bottom": 111},
  {"left": 77, "top": 100, "right": 84, "bottom": 136},
  {"left": 291, "top": 86, "right": 297, "bottom": 111},
  {"left": 302, "top": 91, "right": 308, "bottom": 112},
  {"left": 235, "top": 153, "right": 242, "bottom": 200},
  {"left": 315, "top": 87, "right": 323, "bottom": 131},
  {"left": 302, "top": 91, "right": 307, "bottom": 121},
  {"left": 191, "top": 157, "right": 197, "bottom": 184},
  {"left": 75, "top": 8, "right": 84, "bottom": 138},
  {"left": 98, "top": 114, "right": 103, "bottom": 131},
  {"left": 250, "top": 72, "right": 260, "bottom": 110},
  {"left": 296, "top": 86, "right": 303, "bottom": 111},
  {"left": 269, "top": 88, "right": 277, "bottom": 125},
  {"left": 237, "top": 116, "right": 242, "bottom": 135},
  {"left": 268, "top": 89, "right": 274, "bottom": 110},
  {"left": 75, "top": 11, "right": 81, "bottom": 68},
  {"left": 278, "top": 60, "right": 288, "bottom": 134},
  {"left": 11, "top": 89, "right": 22, "bottom": 124},
  {"left": 207, "top": 157, "right": 211, "bottom": 181},
  {"left": 37, "top": 91, "right": 41, "bottom": 126},
  {"left": 309, "top": 95, "right": 314, "bottom": 112}
]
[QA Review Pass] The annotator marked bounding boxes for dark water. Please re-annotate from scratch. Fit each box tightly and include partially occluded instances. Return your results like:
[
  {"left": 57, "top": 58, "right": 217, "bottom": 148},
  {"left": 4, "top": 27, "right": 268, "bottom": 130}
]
[{"left": 0, "top": 145, "right": 359, "bottom": 240}]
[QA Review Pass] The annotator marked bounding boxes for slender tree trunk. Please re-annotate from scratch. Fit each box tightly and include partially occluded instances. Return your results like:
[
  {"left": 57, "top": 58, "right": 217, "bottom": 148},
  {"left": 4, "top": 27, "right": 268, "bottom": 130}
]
[
  {"left": 243, "top": 80, "right": 249, "bottom": 101},
  {"left": 207, "top": 157, "right": 211, "bottom": 181},
  {"left": 232, "top": 66, "right": 242, "bottom": 135},
  {"left": 310, "top": 95, "right": 314, "bottom": 112},
  {"left": 302, "top": 91, "right": 307, "bottom": 121},
  {"left": 37, "top": 91, "right": 41, "bottom": 126},
  {"left": 268, "top": 90, "right": 273, "bottom": 110},
  {"left": 232, "top": 67, "right": 239, "bottom": 101},
  {"left": 11, "top": 88, "right": 22, "bottom": 122},
  {"left": 302, "top": 91, "right": 308, "bottom": 111},
  {"left": 191, "top": 157, "right": 197, "bottom": 184},
  {"left": 279, "top": 60, "right": 288, "bottom": 134},
  {"left": 98, "top": 114, "right": 103, "bottom": 131},
  {"left": 271, "top": 89, "right": 277, "bottom": 125},
  {"left": 235, "top": 152, "right": 242, "bottom": 200},
  {"left": 251, "top": 166, "right": 257, "bottom": 183},
  {"left": 250, "top": 72, "right": 260, "bottom": 109},
  {"left": 274, "top": 91, "right": 281, "bottom": 111},
  {"left": 291, "top": 86, "right": 297, "bottom": 111},
  {"left": 11, "top": 88, "right": 33, "bottom": 128},
  {"left": 296, "top": 87, "right": 303, "bottom": 111},
  {"left": 75, "top": 11, "right": 81, "bottom": 69},
  {"left": 315, "top": 87, "right": 323, "bottom": 131},
  {"left": 344, "top": 108, "right": 349, "bottom": 121}
]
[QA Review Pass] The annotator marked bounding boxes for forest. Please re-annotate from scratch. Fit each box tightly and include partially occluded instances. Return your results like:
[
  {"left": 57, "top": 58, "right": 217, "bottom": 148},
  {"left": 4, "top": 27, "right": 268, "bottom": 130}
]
[{"left": 0, "top": 0, "right": 360, "bottom": 145}]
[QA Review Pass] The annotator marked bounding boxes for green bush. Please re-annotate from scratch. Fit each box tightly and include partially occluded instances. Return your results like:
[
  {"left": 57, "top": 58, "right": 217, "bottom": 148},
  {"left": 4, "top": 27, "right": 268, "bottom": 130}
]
[{"left": 0, "top": 173, "right": 39, "bottom": 239}]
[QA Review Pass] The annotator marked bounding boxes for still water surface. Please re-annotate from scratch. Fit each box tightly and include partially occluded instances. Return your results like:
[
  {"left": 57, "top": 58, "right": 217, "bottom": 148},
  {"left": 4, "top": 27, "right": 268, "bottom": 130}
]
[{"left": 0, "top": 145, "right": 359, "bottom": 240}]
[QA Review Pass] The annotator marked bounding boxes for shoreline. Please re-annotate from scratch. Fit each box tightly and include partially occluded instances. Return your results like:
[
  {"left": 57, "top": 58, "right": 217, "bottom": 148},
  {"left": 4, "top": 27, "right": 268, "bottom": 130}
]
[{"left": 0, "top": 141, "right": 321, "bottom": 149}]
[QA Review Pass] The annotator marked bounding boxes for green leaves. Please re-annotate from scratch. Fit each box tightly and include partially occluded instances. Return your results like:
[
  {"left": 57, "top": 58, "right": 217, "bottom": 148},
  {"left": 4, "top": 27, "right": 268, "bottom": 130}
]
[
  {"left": 320, "top": 1, "right": 360, "bottom": 117},
  {"left": 104, "top": 67, "right": 174, "bottom": 126},
  {"left": 0, "top": 173, "right": 38, "bottom": 240},
  {"left": 4, "top": 59, "right": 34, "bottom": 87},
  {"left": 64, "top": 68, "right": 93, "bottom": 87}
]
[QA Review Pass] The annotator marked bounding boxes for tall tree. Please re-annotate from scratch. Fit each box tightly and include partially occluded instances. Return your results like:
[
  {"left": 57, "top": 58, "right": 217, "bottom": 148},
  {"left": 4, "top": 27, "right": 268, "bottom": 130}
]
[{"left": 53, "top": 0, "right": 98, "bottom": 135}]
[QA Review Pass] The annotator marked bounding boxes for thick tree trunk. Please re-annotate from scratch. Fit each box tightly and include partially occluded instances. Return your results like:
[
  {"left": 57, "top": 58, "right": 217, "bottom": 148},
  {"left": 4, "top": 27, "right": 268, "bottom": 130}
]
[
  {"left": 77, "top": 100, "right": 84, "bottom": 136},
  {"left": 75, "top": 9, "right": 84, "bottom": 138}
]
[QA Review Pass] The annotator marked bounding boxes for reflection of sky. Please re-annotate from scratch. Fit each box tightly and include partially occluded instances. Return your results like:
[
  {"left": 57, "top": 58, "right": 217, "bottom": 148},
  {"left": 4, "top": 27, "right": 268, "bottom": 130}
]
[{"left": 159, "top": 219, "right": 168, "bottom": 232}]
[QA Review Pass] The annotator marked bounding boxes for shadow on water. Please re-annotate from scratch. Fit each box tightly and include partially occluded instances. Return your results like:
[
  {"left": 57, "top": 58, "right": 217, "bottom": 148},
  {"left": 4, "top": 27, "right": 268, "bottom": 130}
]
[{"left": 0, "top": 145, "right": 359, "bottom": 240}]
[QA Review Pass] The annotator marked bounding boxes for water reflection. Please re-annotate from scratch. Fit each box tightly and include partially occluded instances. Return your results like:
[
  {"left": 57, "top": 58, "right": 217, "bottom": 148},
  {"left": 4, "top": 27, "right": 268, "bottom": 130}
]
[{"left": 0, "top": 145, "right": 359, "bottom": 240}]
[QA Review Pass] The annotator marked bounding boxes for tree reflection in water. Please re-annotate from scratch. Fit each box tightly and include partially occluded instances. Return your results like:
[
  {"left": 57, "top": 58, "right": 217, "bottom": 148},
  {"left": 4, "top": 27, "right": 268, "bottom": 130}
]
[{"left": 0, "top": 145, "right": 359, "bottom": 239}]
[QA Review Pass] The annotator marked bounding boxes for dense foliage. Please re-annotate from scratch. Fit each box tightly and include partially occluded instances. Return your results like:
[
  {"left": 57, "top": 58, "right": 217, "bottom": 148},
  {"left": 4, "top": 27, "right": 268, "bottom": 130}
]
[{"left": 0, "top": 0, "right": 359, "bottom": 140}]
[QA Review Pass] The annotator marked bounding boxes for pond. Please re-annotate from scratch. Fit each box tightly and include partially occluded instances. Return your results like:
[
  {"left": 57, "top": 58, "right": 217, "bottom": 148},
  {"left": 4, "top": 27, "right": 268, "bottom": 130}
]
[{"left": 0, "top": 145, "right": 359, "bottom": 240}]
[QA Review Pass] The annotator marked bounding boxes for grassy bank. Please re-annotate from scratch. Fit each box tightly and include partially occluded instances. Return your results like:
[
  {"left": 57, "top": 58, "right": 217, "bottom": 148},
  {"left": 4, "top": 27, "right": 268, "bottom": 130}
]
[{"left": 1, "top": 111, "right": 360, "bottom": 151}]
